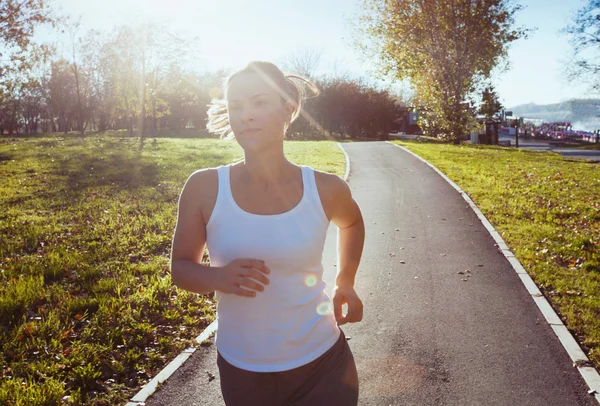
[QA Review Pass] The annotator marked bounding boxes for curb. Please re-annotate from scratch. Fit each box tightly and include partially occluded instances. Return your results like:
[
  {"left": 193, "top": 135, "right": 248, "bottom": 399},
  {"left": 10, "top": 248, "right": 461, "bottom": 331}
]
[
  {"left": 386, "top": 141, "right": 600, "bottom": 403},
  {"left": 125, "top": 320, "right": 218, "bottom": 406},
  {"left": 127, "top": 144, "right": 353, "bottom": 405},
  {"left": 338, "top": 142, "right": 351, "bottom": 181}
]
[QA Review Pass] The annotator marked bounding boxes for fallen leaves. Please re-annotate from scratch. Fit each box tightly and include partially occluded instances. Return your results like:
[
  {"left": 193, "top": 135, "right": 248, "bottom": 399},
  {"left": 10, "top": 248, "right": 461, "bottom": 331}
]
[
  {"left": 573, "top": 360, "right": 594, "bottom": 368},
  {"left": 457, "top": 269, "right": 472, "bottom": 281}
]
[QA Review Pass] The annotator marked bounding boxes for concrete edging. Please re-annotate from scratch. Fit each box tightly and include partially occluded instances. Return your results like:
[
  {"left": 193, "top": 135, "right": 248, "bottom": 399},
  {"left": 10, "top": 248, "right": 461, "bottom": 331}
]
[
  {"left": 125, "top": 321, "right": 218, "bottom": 406},
  {"left": 127, "top": 144, "right": 352, "bottom": 404},
  {"left": 386, "top": 140, "right": 600, "bottom": 403},
  {"left": 338, "top": 142, "right": 351, "bottom": 181}
]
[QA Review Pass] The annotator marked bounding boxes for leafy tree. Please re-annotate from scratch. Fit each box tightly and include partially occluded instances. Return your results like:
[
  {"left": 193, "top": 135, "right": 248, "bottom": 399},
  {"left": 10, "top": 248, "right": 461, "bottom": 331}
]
[
  {"left": 479, "top": 86, "right": 503, "bottom": 120},
  {"left": 0, "top": 0, "right": 54, "bottom": 134},
  {"left": 0, "top": 0, "right": 53, "bottom": 84},
  {"left": 356, "top": 0, "right": 527, "bottom": 143},
  {"left": 564, "top": 0, "right": 600, "bottom": 93}
]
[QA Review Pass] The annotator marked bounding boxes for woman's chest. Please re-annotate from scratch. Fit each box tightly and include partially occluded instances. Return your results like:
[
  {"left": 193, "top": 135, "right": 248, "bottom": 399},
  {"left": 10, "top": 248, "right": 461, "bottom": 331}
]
[
  {"left": 207, "top": 217, "right": 328, "bottom": 270},
  {"left": 231, "top": 181, "right": 304, "bottom": 216}
]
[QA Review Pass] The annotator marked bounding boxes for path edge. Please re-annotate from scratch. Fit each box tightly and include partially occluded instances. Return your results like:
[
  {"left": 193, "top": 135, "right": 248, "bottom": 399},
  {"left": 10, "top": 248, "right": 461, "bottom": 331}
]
[
  {"left": 127, "top": 144, "right": 352, "bottom": 405},
  {"left": 386, "top": 140, "right": 600, "bottom": 403},
  {"left": 338, "top": 142, "right": 351, "bottom": 181},
  {"left": 125, "top": 321, "right": 218, "bottom": 405}
]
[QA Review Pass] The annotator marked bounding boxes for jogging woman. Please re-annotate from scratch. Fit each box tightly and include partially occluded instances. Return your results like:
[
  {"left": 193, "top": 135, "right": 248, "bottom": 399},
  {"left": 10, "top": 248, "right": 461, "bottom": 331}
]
[{"left": 170, "top": 61, "right": 365, "bottom": 406}]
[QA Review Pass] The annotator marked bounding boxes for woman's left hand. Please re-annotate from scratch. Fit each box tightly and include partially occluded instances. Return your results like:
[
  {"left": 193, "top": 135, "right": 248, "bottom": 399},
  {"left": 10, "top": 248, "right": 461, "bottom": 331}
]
[{"left": 332, "top": 285, "right": 363, "bottom": 326}]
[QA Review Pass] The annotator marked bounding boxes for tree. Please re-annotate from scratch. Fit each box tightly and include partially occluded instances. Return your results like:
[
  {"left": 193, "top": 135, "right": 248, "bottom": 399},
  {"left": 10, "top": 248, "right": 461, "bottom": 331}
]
[
  {"left": 564, "top": 0, "right": 600, "bottom": 93},
  {"left": 62, "top": 17, "right": 89, "bottom": 135},
  {"left": 311, "top": 76, "right": 399, "bottom": 140},
  {"left": 0, "top": 1, "right": 54, "bottom": 134},
  {"left": 0, "top": 0, "right": 53, "bottom": 85},
  {"left": 356, "top": 0, "right": 527, "bottom": 143},
  {"left": 281, "top": 49, "right": 322, "bottom": 79},
  {"left": 479, "top": 86, "right": 503, "bottom": 120},
  {"left": 281, "top": 50, "right": 322, "bottom": 137},
  {"left": 47, "top": 59, "right": 78, "bottom": 133}
]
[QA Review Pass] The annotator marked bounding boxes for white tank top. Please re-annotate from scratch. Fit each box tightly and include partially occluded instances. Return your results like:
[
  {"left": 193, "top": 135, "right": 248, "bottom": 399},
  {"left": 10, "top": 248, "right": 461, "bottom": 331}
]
[{"left": 206, "top": 164, "right": 341, "bottom": 372}]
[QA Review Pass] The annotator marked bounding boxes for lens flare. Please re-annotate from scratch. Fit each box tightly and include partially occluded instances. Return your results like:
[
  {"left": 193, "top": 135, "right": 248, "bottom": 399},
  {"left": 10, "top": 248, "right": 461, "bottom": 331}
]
[
  {"left": 316, "top": 301, "right": 332, "bottom": 316},
  {"left": 305, "top": 275, "right": 317, "bottom": 287}
]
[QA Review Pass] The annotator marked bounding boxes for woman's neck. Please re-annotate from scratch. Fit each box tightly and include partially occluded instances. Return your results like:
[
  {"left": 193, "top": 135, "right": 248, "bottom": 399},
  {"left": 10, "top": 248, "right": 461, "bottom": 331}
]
[{"left": 238, "top": 146, "right": 295, "bottom": 185}]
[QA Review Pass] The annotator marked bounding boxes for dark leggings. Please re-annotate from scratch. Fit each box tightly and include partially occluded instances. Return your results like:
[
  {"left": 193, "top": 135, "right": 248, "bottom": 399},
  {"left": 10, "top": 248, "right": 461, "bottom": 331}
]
[{"left": 217, "top": 330, "right": 359, "bottom": 406}]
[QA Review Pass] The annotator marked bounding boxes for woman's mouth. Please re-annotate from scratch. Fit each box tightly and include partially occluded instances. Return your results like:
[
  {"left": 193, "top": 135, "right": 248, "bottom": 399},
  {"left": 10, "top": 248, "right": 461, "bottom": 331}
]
[{"left": 241, "top": 128, "right": 261, "bottom": 135}]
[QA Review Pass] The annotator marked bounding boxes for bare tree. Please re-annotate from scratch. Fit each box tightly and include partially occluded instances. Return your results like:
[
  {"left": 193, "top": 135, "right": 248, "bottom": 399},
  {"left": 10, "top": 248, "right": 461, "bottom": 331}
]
[
  {"left": 564, "top": 0, "right": 600, "bottom": 93},
  {"left": 280, "top": 49, "right": 323, "bottom": 137},
  {"left": 282, "top": 49, "right": 322, "bottom": 79},
  {"left": 61, "top": 16, "right": 88, "bottom": 134}
]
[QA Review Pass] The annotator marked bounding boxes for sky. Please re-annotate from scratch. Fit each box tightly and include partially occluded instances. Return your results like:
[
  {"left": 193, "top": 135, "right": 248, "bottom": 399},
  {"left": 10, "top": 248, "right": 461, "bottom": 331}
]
[{"left": 39, "top": 0, "right": 595, "bottom": 108}]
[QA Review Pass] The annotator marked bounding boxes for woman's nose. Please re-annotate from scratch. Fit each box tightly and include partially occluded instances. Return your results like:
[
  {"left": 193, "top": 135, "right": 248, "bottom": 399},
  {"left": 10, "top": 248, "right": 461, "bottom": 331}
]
[{"left": 240, "top": 108, "right": 254, "bottom": 123}]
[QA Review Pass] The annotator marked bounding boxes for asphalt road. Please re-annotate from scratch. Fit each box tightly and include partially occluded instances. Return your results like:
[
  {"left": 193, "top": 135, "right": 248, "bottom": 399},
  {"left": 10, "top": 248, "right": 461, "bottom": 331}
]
[{"left": 144, "top": 141, "right": 595, "bottom": 406}]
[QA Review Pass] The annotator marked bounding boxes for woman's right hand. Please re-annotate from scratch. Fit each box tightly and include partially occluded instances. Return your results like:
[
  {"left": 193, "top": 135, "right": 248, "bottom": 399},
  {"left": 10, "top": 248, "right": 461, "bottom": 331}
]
[{"left": 216, "top": 259, "right": 271, "bottom": 297}]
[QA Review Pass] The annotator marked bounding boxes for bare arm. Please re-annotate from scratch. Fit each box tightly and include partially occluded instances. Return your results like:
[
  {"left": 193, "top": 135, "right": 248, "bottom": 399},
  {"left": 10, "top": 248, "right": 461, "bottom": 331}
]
[
  {"left": 329, "top": 178, "right": 365, "bottom": 290},
  {"left": 317, "top": 172, "right": 365, "bottom": 325},
  {"left": 170, "top": 170, "right": 270, "bottom": 297},
  {"left": 170, "top": 170, "right": 221, "bottom": 294}
]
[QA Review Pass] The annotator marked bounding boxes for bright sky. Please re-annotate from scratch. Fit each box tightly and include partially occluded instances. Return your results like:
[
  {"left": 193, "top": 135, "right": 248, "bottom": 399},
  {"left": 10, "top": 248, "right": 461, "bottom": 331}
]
[{"left": 41, "top": 0, "right": 595, "bottom": 108}]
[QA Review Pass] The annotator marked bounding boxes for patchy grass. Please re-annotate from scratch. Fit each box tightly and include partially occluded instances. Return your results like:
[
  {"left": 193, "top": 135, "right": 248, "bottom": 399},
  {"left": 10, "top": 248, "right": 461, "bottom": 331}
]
[
  {"left": 0, "top": 133, "right": 345, "bottom": 405},
  {"left": 393, "top": 140, "right": 600, "bottom": 369},
  {"left": 574, "top": 143, "right": 600, "bottom": 150}
]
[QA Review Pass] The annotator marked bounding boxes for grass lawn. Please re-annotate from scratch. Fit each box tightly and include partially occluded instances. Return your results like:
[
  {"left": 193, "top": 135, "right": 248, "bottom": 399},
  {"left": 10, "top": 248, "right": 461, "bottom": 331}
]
[
  {"left": 393, "top": 140, "right": 600, "bottom": 369},
  {"left": 0, "top": 132, "right": 346, "bottom": 405}
]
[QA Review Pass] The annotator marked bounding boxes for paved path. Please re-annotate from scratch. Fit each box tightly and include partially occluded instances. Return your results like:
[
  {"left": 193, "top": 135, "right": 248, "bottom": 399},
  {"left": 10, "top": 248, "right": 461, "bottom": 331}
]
[{"left": 144, "top": 141, "right": 595, "bottom": 405}]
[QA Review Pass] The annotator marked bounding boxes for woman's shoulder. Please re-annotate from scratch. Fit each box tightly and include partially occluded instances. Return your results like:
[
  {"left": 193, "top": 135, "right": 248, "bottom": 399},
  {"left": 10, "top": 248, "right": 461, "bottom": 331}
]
[
  {"left": 309, "top": 169, "right": 353, "bottom": 221},
  {"left": 184, "top": 166, "right": 220, "bottom": 191},
  {"left": 312, "top": 168, "right": 348, "bottom": 191},
  {"left": 187, "top": 166, "right": 220, "bottom": 182},
  {"left": 312, "top": 169, "right": 351, "bottom": 207},
  {"left": 181, "top": 167, "right": 221, "bottom": 206}
]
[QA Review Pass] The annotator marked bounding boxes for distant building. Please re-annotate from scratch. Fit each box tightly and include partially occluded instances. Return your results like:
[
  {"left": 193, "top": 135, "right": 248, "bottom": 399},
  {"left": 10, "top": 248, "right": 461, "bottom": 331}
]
[{"left": 394, "top": 106, "right": 424, "bottom": 134}]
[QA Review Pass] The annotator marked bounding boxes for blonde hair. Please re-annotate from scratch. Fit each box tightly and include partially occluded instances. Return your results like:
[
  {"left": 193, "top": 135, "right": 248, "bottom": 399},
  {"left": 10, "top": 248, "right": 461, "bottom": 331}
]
[{"left": 206, "top": 61, "right": 319, "bottom": 139}]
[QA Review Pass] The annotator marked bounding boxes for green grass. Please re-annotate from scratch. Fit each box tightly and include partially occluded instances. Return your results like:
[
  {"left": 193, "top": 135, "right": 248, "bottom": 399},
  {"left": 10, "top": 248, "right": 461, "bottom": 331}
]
[
  {"left": 0, "top": 132, "right": 346, "bottom": 406},
  {"left": 393, "top": 140, "right": 600, "bottom": 369}
]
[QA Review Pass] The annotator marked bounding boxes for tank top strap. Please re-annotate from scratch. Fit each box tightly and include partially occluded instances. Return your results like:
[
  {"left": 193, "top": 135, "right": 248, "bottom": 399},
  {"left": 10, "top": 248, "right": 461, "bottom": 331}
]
[
  {"left": 216, "top": 164, "right": 235, "bottom": 208},
  {"left": 301, "top": 166, "right": 314, "bottom": 196},
  {"left": 301, "top": 166, "right": 329, "bottom": 223}
]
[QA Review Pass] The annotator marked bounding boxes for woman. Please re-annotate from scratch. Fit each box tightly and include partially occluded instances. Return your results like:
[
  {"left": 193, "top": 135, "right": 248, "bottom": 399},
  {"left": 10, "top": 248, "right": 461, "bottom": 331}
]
[{"left": 170, "top": 61, "right": 365, "bottom": 406}]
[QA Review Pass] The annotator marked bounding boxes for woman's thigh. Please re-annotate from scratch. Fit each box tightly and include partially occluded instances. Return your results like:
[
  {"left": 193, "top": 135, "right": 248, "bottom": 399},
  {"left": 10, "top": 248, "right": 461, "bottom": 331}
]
[
  {"left": 217, "top": 330, "right": 359, "bottom": 406},
  {"left": 217, "top": 351, "right": 277, "bottom": 406},
  {"left": 284, "top": 331, "right": 359, "bottom": 406}
]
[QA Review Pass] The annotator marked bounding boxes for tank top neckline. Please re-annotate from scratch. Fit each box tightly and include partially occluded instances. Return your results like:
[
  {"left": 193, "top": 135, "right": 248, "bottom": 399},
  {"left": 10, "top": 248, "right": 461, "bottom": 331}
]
[{"left": 224, "top": 164, "right": 308, "bottom": 218}]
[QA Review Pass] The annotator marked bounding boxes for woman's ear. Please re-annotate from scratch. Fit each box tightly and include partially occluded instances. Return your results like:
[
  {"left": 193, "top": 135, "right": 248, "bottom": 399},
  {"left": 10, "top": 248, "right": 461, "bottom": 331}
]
[{"left": 283, "top": 100, "right": 295, "bottom": 125}]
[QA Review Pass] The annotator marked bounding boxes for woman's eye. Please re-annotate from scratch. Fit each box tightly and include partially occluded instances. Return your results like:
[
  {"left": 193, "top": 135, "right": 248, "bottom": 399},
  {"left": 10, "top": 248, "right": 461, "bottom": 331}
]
[{"left": 255, "top": 100, "right": 267, "bottom": 107}]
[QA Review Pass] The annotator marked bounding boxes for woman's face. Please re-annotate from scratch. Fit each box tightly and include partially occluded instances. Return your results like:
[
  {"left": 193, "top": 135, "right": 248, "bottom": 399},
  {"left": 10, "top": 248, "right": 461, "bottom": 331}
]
[{"left": 226, "top": 72, "right": 292, "bottom": 151}]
